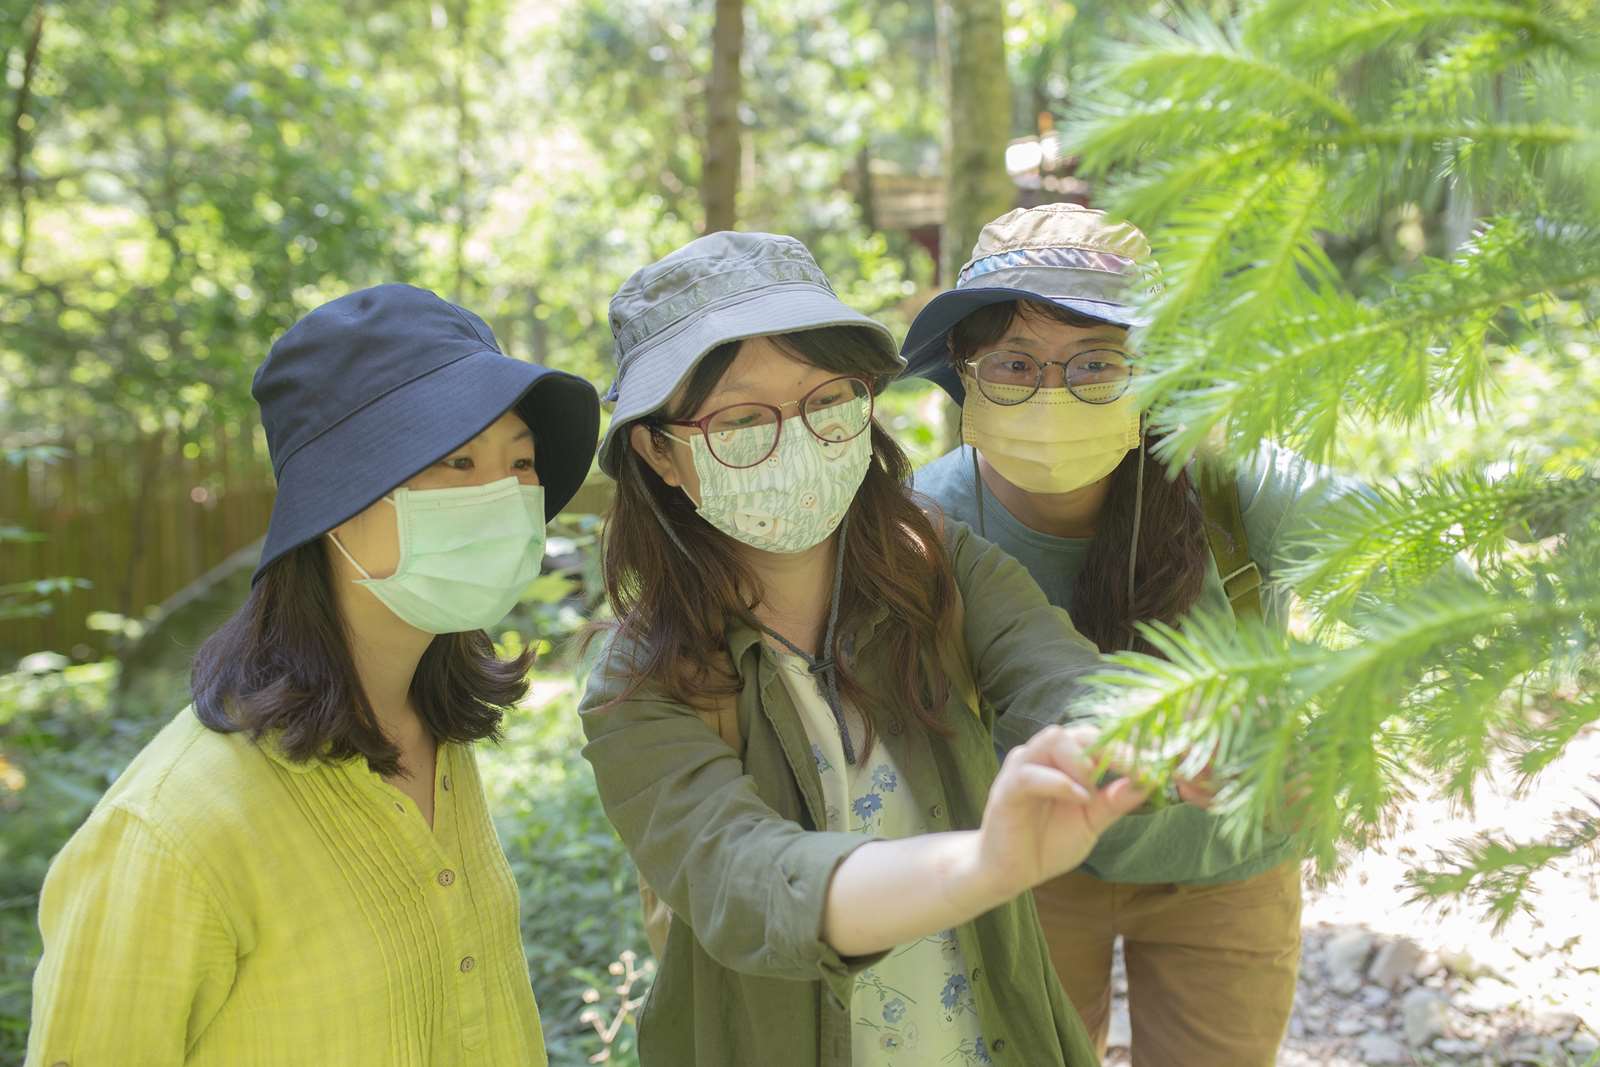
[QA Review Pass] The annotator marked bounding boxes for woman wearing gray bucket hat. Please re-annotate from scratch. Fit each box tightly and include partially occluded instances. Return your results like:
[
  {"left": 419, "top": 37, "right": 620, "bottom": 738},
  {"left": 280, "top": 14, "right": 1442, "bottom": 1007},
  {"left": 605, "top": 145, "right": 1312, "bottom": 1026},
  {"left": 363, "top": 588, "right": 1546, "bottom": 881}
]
[
  {"left": 578, "top": 230, "right": 1147, "bottom": 1067},
  {"left": 904, "top": 204, "right": 1367, "bottom": 1067},
  {"left": 28, "top": 284, "right": 597, "bottom": 1066}
]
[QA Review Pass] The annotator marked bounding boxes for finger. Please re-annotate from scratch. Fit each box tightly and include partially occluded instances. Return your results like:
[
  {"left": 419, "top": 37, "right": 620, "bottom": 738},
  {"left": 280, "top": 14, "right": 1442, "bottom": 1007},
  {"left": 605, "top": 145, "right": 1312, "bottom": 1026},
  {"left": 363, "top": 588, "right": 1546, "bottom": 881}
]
[
  {"left": 1026, "top": 726, "right": 1099, "bottom": 790},
  {"left": 1082, "top": 777, "right": 1150, "bottom": 834},
  {"left": 1174, "top": 778, "right": 1217, "bottom": 806},
  {"left": 1003, "top": 761, "right": 1093, "bottom": 804},
  {"left": 1088, "top": 736, "right": 1144, "bottom": 782}
]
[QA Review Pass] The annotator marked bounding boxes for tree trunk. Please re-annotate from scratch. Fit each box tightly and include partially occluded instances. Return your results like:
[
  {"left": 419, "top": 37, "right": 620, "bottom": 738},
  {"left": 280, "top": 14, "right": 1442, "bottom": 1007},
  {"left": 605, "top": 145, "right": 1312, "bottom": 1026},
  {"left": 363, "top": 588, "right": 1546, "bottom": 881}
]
[
  {"left": 702, "top": 0, "right": 744, "bottom": 234},
  {"left": 10, "top": 2, "right": 45, "bottom": 273},
  {"left": 937, "top": 0, "right": 1013, "bottom": 285},
  {"left": 452, "top": 0, "right": 472, "bottom": 301}
]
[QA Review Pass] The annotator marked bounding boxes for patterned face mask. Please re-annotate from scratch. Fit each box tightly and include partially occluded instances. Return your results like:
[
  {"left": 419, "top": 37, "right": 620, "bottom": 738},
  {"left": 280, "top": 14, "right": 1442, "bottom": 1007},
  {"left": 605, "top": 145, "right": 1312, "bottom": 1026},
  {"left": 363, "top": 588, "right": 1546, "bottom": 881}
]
[{"left": 674, "top": 395, "right": 873, "bottom": 554}]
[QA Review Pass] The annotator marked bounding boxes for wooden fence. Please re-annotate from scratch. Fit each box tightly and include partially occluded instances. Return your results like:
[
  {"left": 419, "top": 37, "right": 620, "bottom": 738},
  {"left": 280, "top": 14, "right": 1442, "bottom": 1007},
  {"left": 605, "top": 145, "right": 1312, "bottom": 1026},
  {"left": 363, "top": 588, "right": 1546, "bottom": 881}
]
[{"left": 2, "top": 422, "right": 277, "bottom": 660}]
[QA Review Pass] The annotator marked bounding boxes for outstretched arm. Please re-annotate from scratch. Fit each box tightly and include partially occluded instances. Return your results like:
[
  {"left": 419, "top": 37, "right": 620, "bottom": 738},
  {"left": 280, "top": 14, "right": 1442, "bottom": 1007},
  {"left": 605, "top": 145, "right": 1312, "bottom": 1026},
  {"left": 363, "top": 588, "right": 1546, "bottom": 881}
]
[{"left": 822, "top": 723, "right": 1144, "bottom": 957}]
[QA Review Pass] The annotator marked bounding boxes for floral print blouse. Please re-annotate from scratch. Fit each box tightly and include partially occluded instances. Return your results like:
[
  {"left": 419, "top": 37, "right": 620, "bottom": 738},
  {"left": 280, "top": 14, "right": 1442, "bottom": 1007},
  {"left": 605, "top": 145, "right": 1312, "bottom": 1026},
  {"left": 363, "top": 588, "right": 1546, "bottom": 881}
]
[{"left": 771, "top": 648, "right": 991, "bottom": 1067}]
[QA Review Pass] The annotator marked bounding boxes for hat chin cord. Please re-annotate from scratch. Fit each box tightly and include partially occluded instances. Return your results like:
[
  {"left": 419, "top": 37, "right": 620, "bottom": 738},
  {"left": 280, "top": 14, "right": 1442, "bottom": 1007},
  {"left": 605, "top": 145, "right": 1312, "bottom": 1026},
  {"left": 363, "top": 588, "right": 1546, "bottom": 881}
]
[
  {"left": 635, "top": 446, "right": 694, "bottom": 559},
  {"left": 1127, "top": 415, "right": 1146, "bottom": 650}
]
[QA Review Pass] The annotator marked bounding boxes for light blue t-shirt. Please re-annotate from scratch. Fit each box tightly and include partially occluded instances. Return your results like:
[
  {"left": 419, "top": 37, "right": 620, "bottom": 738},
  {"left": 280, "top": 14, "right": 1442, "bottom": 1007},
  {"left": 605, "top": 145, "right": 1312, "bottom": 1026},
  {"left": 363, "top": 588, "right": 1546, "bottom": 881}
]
[{"left": 912, "top": 441, "right": 1362, "bottom": 885}]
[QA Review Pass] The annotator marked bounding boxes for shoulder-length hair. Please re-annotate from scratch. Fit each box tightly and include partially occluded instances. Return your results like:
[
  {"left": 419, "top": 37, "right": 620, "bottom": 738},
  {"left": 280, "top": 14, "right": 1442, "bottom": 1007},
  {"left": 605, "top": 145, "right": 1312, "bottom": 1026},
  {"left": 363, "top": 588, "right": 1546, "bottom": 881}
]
[
  {"left": 599, "top": 325, "right": 959, "bottom": 760},
  {"left": 950, "top": 299, "right": 1211, "bottom": 655},
  {"left": 191, "top": 537, "right": 533, "bottom": 776}
]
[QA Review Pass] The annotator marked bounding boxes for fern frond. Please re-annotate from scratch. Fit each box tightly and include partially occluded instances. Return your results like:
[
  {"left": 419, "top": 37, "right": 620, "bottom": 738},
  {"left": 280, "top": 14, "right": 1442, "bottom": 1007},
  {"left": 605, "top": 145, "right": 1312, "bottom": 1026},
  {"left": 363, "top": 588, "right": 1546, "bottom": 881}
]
[
  {"left": 1083, "top": 574, "right": 1600, "bottom": 871},
  {"left": 1513, "top": 694, "right": 1600, "bottom": 784},
  {"left": 1092, "top": 140, "right": 1284, "bottom": 227},
  {"left": 1404, "top": 794, "right": 1600, "bottom": 931},
  {"left": 1143, "top": 214, "right": 1600, "bottom": 462},
  {"left": 1097, "top": 15, "right": 1358, "bottom": 128},
  {"left": 1143, "top": 165, "right": 1293, "bottom": 328},
  {"left": 1064, "top": 95, "right": 1291, "bottom": 174},
  {"left": 1277, "top": 465, "right": 1600, "bottom": 619},
  {"left": 1280, "top": 0, "right": 1585, "bottom": 65}
]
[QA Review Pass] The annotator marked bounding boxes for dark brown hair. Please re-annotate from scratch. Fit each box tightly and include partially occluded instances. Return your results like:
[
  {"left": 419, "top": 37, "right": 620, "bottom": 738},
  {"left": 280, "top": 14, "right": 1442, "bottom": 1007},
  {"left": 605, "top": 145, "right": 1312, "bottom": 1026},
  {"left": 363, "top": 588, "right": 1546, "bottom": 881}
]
[
  {"left": 598, "top": 325, "right": 958, "bottom": 759},
  {"left": 950, "top": 299, "right": 1211, "bottom": 655},
  {"left": 192, "top": 538, "right": 534, "bottom": 776}
]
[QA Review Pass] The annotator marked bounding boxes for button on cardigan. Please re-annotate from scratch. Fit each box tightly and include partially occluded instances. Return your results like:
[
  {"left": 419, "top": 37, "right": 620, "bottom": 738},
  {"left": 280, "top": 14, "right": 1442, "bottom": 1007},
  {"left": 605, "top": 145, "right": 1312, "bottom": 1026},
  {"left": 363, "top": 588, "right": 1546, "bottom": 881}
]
[{"left": 27, "top": 708, "right": 545, "bottom": 1066}]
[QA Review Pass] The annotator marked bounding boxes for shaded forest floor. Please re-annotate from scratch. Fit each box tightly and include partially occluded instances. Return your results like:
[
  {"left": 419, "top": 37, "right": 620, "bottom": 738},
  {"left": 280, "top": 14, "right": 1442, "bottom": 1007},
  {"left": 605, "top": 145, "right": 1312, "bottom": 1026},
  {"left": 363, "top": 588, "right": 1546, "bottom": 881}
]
[{"left": 1104, "top": 727, "right": 1600, "bottom": 1067}]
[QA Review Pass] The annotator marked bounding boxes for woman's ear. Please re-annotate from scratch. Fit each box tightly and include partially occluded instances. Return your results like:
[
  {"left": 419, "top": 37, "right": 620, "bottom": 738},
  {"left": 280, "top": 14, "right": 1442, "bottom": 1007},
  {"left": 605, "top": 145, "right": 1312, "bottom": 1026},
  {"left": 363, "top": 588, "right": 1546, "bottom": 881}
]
[{"left": 629, "top": 422, "right": 682, "bottom": 487}]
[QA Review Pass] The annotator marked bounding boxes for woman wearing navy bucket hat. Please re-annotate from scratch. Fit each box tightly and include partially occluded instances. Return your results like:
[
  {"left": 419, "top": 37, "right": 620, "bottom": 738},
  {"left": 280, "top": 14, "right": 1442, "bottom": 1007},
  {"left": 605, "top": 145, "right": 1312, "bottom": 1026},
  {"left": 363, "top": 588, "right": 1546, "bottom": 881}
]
[
  {"left": 577, "top": 230, "right": 1151, "bottom": 1067},
  {"left": 903, "top": 204, "right": 1366, "bottom": 1067},
  {"left": 28, "top": 284, "right": 598, "bottom": 1066}
]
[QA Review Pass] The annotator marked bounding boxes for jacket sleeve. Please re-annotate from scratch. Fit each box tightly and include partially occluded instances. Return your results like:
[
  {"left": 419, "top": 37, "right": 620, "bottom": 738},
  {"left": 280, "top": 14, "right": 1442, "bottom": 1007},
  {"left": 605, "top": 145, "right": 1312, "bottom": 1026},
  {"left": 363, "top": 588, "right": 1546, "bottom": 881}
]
[
  {"left": 944, "top": 519, "right": 1109, "bottom": 751},
  {"left": 577, "top": 636, "right": 883, "bottom": 1002},
  {"left": 27, "top": 803, "right": 237, "bottom": 1066}
]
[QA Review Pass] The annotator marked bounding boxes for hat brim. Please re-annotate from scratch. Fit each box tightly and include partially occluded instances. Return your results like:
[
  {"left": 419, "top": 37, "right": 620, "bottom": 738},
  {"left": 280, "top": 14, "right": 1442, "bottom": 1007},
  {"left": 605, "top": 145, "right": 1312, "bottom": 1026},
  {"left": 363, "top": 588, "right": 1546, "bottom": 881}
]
[
  {"left": 598, "top": 283, "right": 901, "bottom": 476},
  {"left": 255, "top": 351, "right": 599, "bottom": 582},
  {"left": 898, "top": 286, "right": 1145, "bottom": 406}
]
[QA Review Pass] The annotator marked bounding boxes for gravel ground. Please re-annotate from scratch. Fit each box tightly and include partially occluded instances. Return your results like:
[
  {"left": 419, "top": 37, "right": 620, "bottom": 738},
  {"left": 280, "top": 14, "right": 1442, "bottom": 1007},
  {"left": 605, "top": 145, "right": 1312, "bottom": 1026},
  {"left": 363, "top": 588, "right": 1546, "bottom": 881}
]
[{"left": 1102, "top": 728, "right": 1600, "bottom": 1067}]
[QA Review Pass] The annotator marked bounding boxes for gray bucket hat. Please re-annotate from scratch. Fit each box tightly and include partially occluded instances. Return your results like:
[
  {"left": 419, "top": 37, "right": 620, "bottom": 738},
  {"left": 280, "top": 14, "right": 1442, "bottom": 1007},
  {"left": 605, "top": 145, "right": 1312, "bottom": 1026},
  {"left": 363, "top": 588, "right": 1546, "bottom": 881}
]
[
  {"left": 900, "top": 203, "right": 1159, "bottom": 404},
  {"left": 598, "top": 231, "right": 901, "bottom": 476}
]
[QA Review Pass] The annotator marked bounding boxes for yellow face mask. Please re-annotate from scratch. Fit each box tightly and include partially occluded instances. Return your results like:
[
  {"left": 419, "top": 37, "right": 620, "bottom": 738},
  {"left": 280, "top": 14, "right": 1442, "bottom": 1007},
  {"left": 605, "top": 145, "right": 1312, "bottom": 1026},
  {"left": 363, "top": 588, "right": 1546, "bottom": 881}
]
[{"left": 960, "top": 377, "right": 1140, "bottom": 494}]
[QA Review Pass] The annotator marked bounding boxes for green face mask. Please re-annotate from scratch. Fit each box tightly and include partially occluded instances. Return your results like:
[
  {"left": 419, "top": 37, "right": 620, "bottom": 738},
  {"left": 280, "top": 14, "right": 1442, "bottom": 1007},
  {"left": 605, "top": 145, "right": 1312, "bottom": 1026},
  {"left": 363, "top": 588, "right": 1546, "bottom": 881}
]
[{"left": 329, "top": 477, "right": 546, "bottom": 634}]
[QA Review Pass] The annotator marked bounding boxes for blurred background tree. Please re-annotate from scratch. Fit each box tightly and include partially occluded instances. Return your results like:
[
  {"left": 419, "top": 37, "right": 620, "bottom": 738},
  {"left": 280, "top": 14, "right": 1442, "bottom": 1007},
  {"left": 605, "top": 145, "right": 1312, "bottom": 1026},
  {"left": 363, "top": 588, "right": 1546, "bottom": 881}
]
[{"left": 2, "top": 1, "right": 1597, "bottom": 1063}]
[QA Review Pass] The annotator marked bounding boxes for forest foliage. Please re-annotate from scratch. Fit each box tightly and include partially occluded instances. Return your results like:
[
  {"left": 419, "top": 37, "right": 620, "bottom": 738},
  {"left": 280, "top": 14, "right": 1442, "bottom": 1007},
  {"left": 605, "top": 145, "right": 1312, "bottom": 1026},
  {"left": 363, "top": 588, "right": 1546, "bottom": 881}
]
[{"left": 2, "top": 1, "right": 1598, "bottom": 1063}]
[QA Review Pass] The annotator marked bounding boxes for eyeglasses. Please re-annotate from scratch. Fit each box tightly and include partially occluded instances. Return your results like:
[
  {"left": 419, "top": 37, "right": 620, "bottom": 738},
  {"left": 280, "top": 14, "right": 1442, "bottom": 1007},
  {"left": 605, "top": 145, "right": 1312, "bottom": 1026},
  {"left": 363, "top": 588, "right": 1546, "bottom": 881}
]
[
  {"left": 658, "top": 375, "right": 875, "bottom": 469},
  {"left": 960, "top": 348, "right": 1133, "bottom": 406}
]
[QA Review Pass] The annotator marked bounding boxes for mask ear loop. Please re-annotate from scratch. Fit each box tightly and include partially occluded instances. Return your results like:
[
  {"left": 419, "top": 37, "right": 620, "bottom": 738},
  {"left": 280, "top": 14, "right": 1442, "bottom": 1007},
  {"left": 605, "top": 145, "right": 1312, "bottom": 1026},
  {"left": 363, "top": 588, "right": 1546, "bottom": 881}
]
[
  {"left": 1126, "top": 412, "right": 1147, "bottom": 649},
  {"left": 326, "top": 529, "right": 376, "bottom": 581}
]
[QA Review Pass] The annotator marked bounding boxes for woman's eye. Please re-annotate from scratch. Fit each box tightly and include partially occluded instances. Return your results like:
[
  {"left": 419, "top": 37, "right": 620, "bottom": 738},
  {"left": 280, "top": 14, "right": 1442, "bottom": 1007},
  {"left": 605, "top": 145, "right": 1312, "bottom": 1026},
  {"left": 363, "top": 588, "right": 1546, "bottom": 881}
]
[
  {"left": 443, "top": 456, "right": 473, "bottom": 471},
  {"left": 513, "top": 458, "right": 535, "bottom": 471}
]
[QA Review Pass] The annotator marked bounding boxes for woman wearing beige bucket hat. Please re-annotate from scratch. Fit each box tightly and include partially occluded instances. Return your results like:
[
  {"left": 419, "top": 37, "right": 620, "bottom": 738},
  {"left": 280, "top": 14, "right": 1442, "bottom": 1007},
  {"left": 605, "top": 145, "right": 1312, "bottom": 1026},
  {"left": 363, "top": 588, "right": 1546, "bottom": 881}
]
[
  {"left": 903, "top": 203, "right": 1369, "bottom": 1067},
  {"left": 577, "top": 230, "right": 1153, "bottom": 1066}
]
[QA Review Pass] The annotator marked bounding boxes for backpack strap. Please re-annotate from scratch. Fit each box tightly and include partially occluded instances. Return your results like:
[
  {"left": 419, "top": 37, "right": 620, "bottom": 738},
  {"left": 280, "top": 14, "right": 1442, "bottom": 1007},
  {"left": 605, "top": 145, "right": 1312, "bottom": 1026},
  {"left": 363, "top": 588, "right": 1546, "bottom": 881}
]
[{"left": 1194, "top": 459, "right": 1263, "bottom": 623}]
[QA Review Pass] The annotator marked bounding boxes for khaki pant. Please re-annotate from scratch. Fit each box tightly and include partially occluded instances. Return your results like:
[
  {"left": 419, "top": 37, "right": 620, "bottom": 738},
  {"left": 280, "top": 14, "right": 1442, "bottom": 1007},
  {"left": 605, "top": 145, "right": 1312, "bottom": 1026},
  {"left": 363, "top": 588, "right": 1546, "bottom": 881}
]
[{"left": 1033, "top": 861, "right": 1303, "bottom": 1067}]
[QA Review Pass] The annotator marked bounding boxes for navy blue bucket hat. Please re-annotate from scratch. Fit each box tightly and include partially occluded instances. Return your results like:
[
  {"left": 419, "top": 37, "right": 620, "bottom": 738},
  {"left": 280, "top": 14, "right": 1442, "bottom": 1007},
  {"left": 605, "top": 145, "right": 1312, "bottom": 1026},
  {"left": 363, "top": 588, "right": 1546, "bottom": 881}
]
[
  {"left": 251, "top": 284, "right": 600, "bottom": 582},
  {"left": 900, "top": 203, "right": 1158, "bottom": 405}
]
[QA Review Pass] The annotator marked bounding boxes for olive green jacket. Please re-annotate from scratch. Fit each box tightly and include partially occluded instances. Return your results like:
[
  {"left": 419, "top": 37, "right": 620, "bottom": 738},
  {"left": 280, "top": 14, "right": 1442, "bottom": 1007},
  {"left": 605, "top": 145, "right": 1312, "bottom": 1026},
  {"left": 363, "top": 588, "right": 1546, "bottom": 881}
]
[{"left": 578, "top": 522, "right": 1105, "bottom": 1067}]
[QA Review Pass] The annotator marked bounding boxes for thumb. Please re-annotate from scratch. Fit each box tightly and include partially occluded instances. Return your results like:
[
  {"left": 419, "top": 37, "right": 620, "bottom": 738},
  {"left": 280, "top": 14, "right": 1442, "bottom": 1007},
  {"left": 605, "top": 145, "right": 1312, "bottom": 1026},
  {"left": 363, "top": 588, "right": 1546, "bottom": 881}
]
[{"left": 1082, "top": 777, "right": 1149, "bottom": 837}]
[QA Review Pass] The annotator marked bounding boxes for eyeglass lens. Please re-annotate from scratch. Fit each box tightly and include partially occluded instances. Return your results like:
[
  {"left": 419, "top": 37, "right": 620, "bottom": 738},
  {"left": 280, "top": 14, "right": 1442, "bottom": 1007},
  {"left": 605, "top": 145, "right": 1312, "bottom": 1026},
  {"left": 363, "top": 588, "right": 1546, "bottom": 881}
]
[
  {"left": 702, "top": 377, "right": 872, "bottom": 468},
  {"left": 972, "top": 349, "right": 1131, "bottom": 405}
]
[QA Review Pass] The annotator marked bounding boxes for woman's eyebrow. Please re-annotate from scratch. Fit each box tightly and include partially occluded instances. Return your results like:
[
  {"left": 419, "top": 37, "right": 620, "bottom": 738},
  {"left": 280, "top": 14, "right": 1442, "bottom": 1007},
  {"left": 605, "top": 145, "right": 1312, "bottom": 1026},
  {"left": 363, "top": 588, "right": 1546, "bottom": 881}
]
[
  {"left": 998, "top": 333, "right": 1125, "bottom": 349},
  {"left": 710, "top": 372, "right": 764, "bottom": 397},
  {"left": 514, "top": 428, "right": 533, "bottom": 442}
]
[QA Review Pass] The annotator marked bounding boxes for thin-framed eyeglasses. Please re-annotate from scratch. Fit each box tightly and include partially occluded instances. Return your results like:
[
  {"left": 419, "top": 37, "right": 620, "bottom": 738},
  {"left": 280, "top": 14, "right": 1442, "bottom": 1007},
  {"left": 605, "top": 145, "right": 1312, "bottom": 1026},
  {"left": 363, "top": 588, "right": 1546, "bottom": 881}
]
[
  {"left": 658, "top": 375, "right": 875, "bottom": 469},
  {"left": 960, "top": 348, "right": 1133, "bottom": 406}
]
